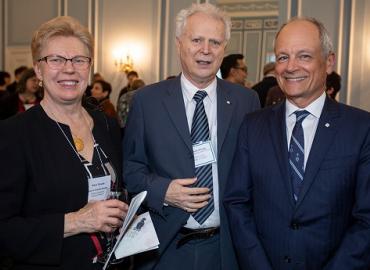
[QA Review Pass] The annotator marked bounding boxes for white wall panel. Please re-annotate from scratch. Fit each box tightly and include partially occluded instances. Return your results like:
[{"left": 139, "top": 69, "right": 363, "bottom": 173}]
[
  {"left": 164, "top": 0, "right": 195, "bottom": 79},
  {"left": 227, "top": 31, "right": 243, "bottom": 55},
  {"left": 347, "top": 0, "right": 370, "bottom": 111},
  {"left": 299, "top": 0, "right": 340, "bottom": 63},
  {"left": 4, "top": 0, "right": 59, "bottom": 75},
  {"left": 98, "top": 0, "right": 161, "bottom": 105},
  {"left": 6, "top": 0, "right": 59, "bottom": 46},
  {"left": 65, "top": 0, "right": 89, "bottom": 26},
  {"left": 244, "top": 31, "right": 262, "bottom": 84}
]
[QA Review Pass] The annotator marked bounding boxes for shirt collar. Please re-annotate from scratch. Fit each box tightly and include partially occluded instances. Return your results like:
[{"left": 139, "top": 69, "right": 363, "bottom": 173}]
[
  {"left": 181, "top": 73, "right": 217, "bottom": 103},
  {"left": 286, "top": 91, "right": 326, "bottom": 119}
]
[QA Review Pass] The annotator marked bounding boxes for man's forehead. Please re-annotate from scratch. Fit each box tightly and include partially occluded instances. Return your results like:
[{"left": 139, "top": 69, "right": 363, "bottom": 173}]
[
  {"left": 275, "top": 21, "right": 320, "bottom": 51},
  {"left": 185, "top": 13, "right": 224, "bottom": 31},
  {"left": 278, "top": 20, "right": 319, "bottom": 41}
]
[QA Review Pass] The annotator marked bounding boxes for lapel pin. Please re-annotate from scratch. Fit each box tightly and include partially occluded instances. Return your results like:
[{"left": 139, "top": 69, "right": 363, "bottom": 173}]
[
  {"left": 226, "top": 100, "right": 231, "bottom": 104},
  {"left": 325, "top": 123, "right": 330, "bottom": 127}
]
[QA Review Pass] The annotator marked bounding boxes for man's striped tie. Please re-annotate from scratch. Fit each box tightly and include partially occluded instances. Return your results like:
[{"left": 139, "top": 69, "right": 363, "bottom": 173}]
[
  {"left": 191, "top": 90, "right": 214, "bottom": 224},
  {"left": 289, "top": 110, "right": 309, "bottom": 201}
]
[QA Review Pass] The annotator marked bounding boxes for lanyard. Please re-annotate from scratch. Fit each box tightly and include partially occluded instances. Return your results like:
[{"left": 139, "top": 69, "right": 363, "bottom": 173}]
[{"left": 54, "top": 120, "right": 108, "bottom": 178}]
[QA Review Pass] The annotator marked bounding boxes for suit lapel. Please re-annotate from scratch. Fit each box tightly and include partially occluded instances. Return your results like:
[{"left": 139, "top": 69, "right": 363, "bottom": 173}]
[
  {"left": 269, "top": 102, "right": 296, "bottom": 207},
  {"left": 295, "top": 97, "right": 340, "bottom": 207},
  {"left": 162, "top": 77, "right": 193, "bottom": 152},
  {"left": 217, "top": 79, "right": 234, "bottom": 157}
]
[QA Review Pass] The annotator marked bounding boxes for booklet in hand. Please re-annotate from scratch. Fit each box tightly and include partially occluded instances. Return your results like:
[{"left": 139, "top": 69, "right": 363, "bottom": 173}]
[{"left": 102, "top": 191, "right": 159, "bottom": 269}]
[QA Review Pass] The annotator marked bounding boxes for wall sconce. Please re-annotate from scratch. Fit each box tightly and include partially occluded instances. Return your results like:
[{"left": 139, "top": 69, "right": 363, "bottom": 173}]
[{"left": 114, "top": 54, "right": 134, "bottom": 74}]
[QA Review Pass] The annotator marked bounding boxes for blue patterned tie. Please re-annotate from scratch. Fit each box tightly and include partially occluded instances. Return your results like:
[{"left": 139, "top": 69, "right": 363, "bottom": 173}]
[
  {"left": 191, "top": 90, "right": 214, "bottom": 224},
  {"left": 289, "top": 110, "right": 309, "bottom": 201}
]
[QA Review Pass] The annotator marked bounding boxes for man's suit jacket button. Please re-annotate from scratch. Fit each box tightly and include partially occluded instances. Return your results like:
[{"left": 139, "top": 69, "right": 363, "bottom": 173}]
[
  {"left": 283, "top": 256, "right": 291, "bottom": 263},
  {"left": 291, "top": 222, "right": 299, "bottom": 230}
]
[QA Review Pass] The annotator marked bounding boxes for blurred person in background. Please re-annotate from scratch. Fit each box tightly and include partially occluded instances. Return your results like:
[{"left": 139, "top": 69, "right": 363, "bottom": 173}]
[
  {"left": 85, "top": 72, "right": 104, "bottom": 97},
  {"left": 91, "top": 79, "right": 118, "bottom": 119},
  {"left": 117, "top": 70, "right": 139, "bottom": 101},
  {"left": 220, "top": 53, "right": 248, "bottom": 87},
  {"left": 117, "top": 78, "right": 145, "bottom": 136},
  {"left": 326, "top": 71, "right": 341, "bottom": 100},
  {"left": 252, "top": 62, "right": 278, "bottom": 107},
  {"left": 0, "top": 71, "right": 11, "bottom": 120},
  {"left": 6, "top": 65, "right": 28, "bottom": 94},
  {"left": 0, "top": 71, "right": 11, "bottom": 89},
  {"left": 0, "top": 68, "right": 42, "bottom": 119}
]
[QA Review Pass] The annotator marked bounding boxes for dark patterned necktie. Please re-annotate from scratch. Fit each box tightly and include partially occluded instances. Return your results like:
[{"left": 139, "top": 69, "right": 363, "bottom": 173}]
[
  {"left": 191, "top": 90, "right": 214, "bottom": 224},
  {"left": 289, "top": 110, "right": 309, "bottom": 201}
]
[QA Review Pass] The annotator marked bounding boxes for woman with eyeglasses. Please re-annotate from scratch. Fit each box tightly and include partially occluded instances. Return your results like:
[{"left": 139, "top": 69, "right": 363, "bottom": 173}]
[{"left": 0, "top": 16, "right": 128, "bottom": 269}]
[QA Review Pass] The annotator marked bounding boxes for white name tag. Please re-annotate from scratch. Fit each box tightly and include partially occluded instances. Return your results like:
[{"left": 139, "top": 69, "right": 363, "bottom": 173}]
[
  {"left": 88, "top": 175, "right": 111, "bottom": 202},
  {"left": 193, "top": 140, "right": 216, "bottom": 168}
]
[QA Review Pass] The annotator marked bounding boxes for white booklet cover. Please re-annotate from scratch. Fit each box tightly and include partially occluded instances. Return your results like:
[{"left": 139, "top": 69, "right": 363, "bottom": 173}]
[
  {"left": 102, "top": 191, "right": 159, "bottom": 269},
  {"left": 115, "top": 211, "right": 159, "bottom": 258}
]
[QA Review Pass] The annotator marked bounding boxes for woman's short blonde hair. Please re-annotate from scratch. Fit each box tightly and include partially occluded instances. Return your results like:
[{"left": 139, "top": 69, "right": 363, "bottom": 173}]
[{"left": 31, "top": 16, "right": 94, "bottom": 62}]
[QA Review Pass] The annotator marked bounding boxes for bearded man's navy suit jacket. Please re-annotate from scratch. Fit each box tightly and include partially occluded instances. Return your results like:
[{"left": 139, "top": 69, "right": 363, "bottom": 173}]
[{"left": 224, "top": 97, "right": 370, "bottom": 270}]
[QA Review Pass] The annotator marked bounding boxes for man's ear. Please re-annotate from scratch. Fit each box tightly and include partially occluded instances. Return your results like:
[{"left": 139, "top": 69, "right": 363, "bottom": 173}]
[
  {"left": 230, "top": 67, "right": 237, "bottom": 77},
  {"left": 326, "top": 87, "right": 334, "bottom": 96},
  {"left": 326, "top": 52, "right": 336, "bottom": 74},
  {"left": 175, "top": 37, "right": 181, "bottom": 55}
]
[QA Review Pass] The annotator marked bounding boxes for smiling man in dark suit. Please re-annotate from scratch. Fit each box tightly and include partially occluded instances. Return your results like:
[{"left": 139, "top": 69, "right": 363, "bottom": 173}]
[
  {"left": 123, "top": 3, "right": 260, "bottom": 270},
  {"left": 224, "top": 17, "right": 370, "bottom": 270}
]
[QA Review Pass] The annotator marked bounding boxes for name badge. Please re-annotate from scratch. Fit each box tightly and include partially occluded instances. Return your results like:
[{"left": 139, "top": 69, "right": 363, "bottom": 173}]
[
  {"left": 88, "top": 175, "right": 111, "bottom": 202},
  {"left": 193, "top": 140, "right": 217, "bottom": 168}
]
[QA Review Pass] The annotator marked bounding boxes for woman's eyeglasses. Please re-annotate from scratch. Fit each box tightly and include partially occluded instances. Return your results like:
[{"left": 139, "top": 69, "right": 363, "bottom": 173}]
[{"left": 38, "top": 55, "right": 91, "bottom": 70}]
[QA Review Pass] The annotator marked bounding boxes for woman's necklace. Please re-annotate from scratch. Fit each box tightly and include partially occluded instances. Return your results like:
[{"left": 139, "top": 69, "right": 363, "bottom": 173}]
[
  {"left": 72, "top": 135, "right": 84, "bottom": 152},
  {"left": 43, "top": 104, "right": 89, "bottom": 152}
]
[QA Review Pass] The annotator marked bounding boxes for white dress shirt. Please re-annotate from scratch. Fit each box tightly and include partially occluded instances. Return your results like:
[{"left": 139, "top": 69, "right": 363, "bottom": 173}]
[
  {"left": 285, "top": 91, "right": 326, "bottom": 169},
  {"left": 181, "top": 74, "right": 220, "bottom": 229}
]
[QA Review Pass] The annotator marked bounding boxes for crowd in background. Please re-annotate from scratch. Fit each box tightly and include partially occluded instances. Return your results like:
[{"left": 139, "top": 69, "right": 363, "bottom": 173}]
[{"left": 0, "top": 60, "right": 341, "bottom": 125}]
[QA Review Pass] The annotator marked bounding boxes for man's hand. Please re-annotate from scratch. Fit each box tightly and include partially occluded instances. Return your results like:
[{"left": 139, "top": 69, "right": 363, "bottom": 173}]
[{"left": 164, "top": 178, "right": 211, "bottom": 212}]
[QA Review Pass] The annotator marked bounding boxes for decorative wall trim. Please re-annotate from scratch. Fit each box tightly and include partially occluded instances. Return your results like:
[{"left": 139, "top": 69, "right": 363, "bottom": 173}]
[
  {"left": 4, "top": 0, "right": 7, "bottom": 49},
  {"left": 93, "top": 0, "right": 99, "bottom": 73},
  {"left": 163, "top": 0, "right": 170, "bottom": 79},
  {"left": 287, "top": 0, "right": 292, "bottom": 20},
  {"left": 57, "top": 0, "right": 62, "bottom": 16},
  {"left": 232, "top": 17, "right": 278, "bottom": 30},
  {"left": 264, "top": 18, "right": 278, "bottom": 28},
  {"left": 337, "top": 0, "right": 344, "bottom": 71},
  {"left": 231, "top": 19, "right": 243, "bottom": 30},
  {"left": 297, "top": 0, "right": 302, "bottom": 16},
  {"left": 244, "top": 19, "right": 263, "bottom": 30},
  {"left": 64, "top": 0, "right": 68, "bottom": 16},
  {"left": 347, "top": 0, "right": 355, "bottom": 105},
  {"left": 0, "top": 0, "right": 3, "bottom": 68},
  {"left": 155, "top": 0, "right": 161, "bottom": 81},
  {"left": 218, "top": 2, "right": 278, "bottom": 13}
]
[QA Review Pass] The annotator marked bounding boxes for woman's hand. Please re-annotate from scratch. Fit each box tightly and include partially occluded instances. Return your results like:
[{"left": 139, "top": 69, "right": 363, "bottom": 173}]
[{"left": 64, "top": 200, "right": 129, "bottom": 237}]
